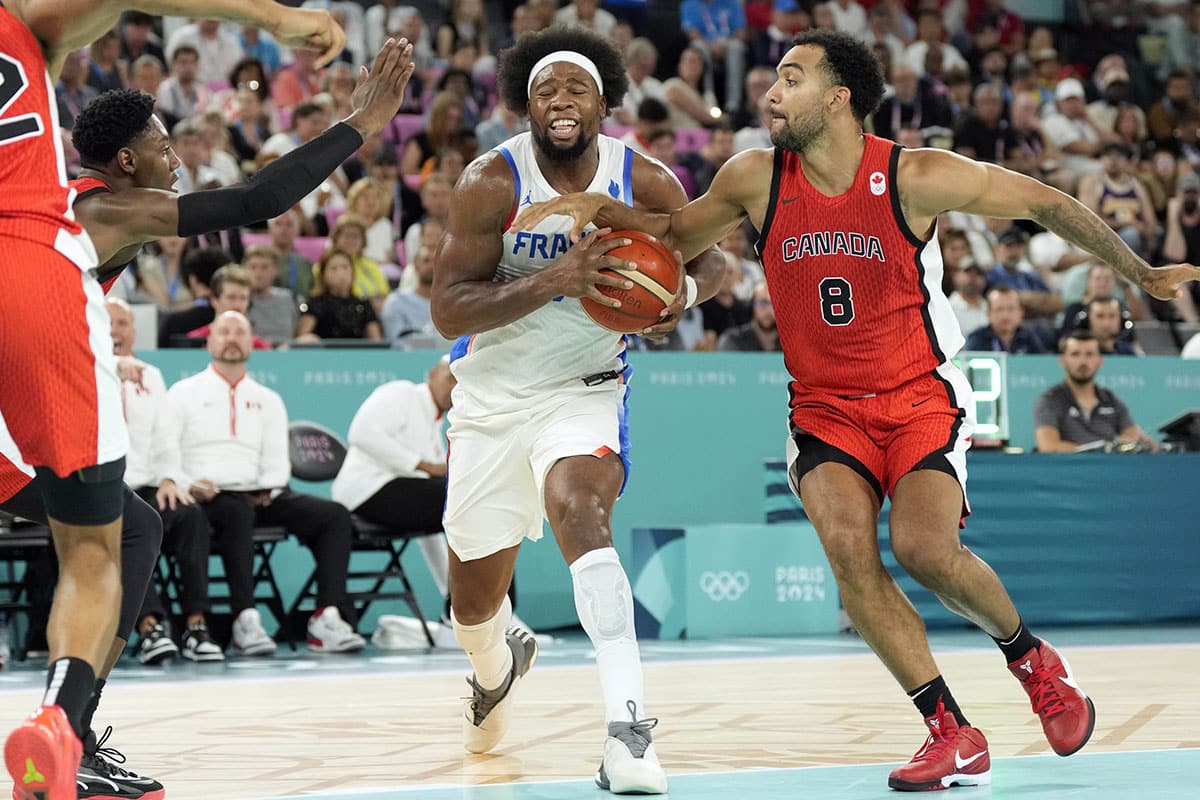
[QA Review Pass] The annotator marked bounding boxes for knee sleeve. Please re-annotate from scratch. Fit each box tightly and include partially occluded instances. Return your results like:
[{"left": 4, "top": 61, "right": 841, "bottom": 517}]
[
  {"left": 452, "top": 594, "right": 512, "bottom": 653},
  {"left": 117, "top": 488, "right": 163, "bottom": 639},
  {"left": 570, "top": 547, "right": 636, "bottom": 654},
  {"left": 35, "top": 457, "right": 126, "bottom": 526}
]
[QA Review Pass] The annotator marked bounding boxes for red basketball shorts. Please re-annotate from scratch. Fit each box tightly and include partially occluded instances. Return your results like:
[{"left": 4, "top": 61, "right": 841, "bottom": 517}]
[
  {"left": 786, "top": 364, "right": 975, "bottom": 517},
  {"left": 0, "top": 233, "right": 127, "bottom": 477}
]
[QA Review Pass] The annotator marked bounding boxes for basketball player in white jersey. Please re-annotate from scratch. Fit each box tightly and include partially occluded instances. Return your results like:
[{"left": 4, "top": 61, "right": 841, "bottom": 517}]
[{"left": 431, "top": 26, "right": 724, "bottom": 794}]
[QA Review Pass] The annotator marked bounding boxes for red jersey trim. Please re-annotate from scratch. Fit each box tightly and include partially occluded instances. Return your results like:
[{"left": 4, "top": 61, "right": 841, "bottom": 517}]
[{"left": 69, "top": 176, "right": 113, "bottom": 203}]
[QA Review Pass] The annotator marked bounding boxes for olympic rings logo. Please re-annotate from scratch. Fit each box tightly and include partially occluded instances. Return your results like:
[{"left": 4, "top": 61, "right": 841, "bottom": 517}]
[{"left": 699, "top": 570, "right": 750, "bottom": 602}]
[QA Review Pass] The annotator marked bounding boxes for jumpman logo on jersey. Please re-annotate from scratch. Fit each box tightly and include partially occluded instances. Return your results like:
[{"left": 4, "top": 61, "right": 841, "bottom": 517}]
[
  {"left": 521, "top": 191, "right": 533, "bottom": 207},
  {"left": 608, "top": 179, "right": 620, "bottom": 198}
]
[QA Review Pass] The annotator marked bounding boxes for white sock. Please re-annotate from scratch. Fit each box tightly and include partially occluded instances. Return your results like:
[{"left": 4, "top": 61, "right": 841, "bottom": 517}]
[
  {"left": 570, "top": 547, "right": 645, "bottom": 724},
  {"left": 452, "top": 595, "right": 513, "bottom": 690},
  {"left": 418, "top": 534, "right": 450, "bottom": 598}
]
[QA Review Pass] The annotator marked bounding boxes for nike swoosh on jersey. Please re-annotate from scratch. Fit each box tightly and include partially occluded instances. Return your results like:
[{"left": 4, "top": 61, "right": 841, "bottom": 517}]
[{"left": 954, "top": 749, "right": 986, "bottom": 769}]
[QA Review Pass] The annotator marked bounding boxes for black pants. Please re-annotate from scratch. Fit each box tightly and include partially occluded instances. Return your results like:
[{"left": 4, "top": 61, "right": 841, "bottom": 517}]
[
  {"left": 136, "top": 486, "right": 213, "bottom": 621},
  {"left": 352, "top": 477, "right": 518, "bottom": 619},
  {"left": 1, "top": 481, "right": 162, "bottom": 641},
  {"left": 354, "top": 477, "right": 446, "bottom": 534},
  {"left": 202, "top": 488, "right": 355, "bottom": 624}
]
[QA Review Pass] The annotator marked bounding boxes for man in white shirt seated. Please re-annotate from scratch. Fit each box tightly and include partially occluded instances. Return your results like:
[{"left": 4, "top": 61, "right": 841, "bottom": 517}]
[
  {"left": 103, "top": 299, "right": 223, "bottom": 666},
  {"left": 332, "top": 357, "right": 455, "bottom": 615},
  {"left": 331, "top": 357, "right": 520, "bottom": 631},
  {"left": 161, "top": 311, "right": 365, "bottom": 657}
]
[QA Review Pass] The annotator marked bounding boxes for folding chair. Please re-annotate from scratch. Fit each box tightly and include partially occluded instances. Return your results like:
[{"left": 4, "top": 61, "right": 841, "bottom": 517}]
[
  {"left": 285, "top": 420, "right": 436, "bottom": 646},
  {"left": 153, "top": 524, "right": 294, "bottom": 649},
  {"left": 0, "top": 513, "right": 53, "bottom": 661}
]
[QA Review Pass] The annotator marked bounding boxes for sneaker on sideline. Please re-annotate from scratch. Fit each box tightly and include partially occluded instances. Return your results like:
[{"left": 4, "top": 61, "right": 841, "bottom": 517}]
[
  {"left": 180, "top": 622, "right": 224, "bottom": 663},
  {"left": 307, "top": 607, "right": 366, "bottom": 653},
  {"left": 595, "top": 700, "right": 668, "bottom": 795},
  {"left": 463, "top": 627, "right": 537, "bottom": 754},
  {"left": 137, "top": 623, "right": 178, "bottom": 666},
  {"left": 887, "top": 697, "right": 990, "bottom": 791},
  {"left": 231, "top": 608, "right": 276, "bottom": 657}
]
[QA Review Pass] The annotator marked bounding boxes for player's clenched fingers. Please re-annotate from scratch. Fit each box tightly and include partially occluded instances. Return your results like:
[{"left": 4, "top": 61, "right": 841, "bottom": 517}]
[
  {"left": 592, "top": 271, "right": 635, "bottom": 290},
  {"left": 586, "top": 286, "right": 623, "bottom": 307},
  {"left": 592, "top": 236, "right": 633, "bottom": 254},
  {"left": 595, "top": 255, "right": 638, "bottom": 272},
  {"left": 313, "top": 23, "right": 347, "bottom": 68},
  {"left": 511, "top": 204, "right": 549, "bottom": 231}
]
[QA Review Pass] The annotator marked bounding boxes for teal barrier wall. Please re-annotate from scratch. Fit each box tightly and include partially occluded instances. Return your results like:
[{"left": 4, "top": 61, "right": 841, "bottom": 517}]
[{"left": 140, "top": 351, "right": 1200, "bottom": 631}]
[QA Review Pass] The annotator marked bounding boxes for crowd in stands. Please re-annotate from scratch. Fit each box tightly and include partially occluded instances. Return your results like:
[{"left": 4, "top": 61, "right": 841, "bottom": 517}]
[{"left": 52, "top": 0, "right": 1200, "bottom": 358}]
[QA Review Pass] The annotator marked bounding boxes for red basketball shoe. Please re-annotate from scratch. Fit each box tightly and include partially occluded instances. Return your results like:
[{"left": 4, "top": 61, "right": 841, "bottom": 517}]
[
  {"left": 5, "top": 705, "right": 81, "bottom": 800},
  {"left": 1008, "top": 640, "right": 1095, "bottom": 756},
  {"left": 888, "top": 698, "right": 991, "bottom": 791}
]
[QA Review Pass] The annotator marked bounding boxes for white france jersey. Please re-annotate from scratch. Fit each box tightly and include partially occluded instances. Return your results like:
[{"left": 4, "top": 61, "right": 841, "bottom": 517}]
[{"left": 448, "top": 132, "right": 636, "bottom": 408}]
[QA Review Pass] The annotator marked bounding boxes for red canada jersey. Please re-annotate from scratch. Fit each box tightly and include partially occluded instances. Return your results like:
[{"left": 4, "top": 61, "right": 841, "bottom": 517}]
[
  {"left": 0, "top": 5, "right": 83, "bottom": 244},
  {"left": 758, "top": 134, "right": 964, "bottom": 406}
]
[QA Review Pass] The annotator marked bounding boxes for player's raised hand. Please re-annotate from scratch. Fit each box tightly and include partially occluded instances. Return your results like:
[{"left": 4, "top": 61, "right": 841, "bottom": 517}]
[
  {"left": 267, "top": 6, "right": 347, "bottom": 68},
  {"left": 641, "top": 249, "right": 688, "bottom": 339},
  {"left": 345, "top": 38, "right": 417, "bottom": 138},
  {"left": 542, "top": 228, "right": 639, "bottom": 308},
  {"left": 1140, "top": 263, "right": 1200, "bottom": 301},
  {"left": 512, "top": 192, "right": 610, "bottom": 243}
]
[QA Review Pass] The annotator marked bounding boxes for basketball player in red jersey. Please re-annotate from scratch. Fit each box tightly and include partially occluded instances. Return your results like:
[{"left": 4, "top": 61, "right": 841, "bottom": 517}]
[
  {"left": 516, "top": 29, "right": 1200, "bottom": 792},
  {"left": 0, "top": 3, "right": 343, "bottom": 799},
  {"left": 0, "top": 37, "right": 413, "bottom": 799}
]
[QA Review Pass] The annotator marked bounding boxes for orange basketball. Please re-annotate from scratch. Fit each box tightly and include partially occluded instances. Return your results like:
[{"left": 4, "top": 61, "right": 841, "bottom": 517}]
[{"left": 581, "top": 230, "right": 681, "bottom": 334}]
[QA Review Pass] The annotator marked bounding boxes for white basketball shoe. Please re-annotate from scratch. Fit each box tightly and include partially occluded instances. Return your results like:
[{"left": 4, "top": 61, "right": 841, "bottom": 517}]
[
  {"left": 462, "top": 627, "right": 538, "bottom": 754},
  {"left": 595, "top": 701, "right": 668, "bottom": 795}
]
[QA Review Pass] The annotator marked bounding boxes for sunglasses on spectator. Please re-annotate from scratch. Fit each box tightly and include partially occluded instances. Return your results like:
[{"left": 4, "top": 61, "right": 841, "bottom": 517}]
[{"left": 238, "top": 80, "right": 261, "bottom": 91}]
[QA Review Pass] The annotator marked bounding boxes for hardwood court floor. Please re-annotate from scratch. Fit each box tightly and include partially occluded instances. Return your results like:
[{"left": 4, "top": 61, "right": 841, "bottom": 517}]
[{"left": 0, "top": 626, "right": 1196, "bottom": 799}]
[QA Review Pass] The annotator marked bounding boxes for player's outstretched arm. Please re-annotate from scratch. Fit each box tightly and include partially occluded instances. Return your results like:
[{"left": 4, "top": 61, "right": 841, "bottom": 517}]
[
  {"left": 82, "top": 39, "right": 413, "bottom": 260},
  {"left": 624, "top": 151, "right": 726, "bottom": 336},
  {"left": 899, "top": 148, "right": 1200, "bottom": 302},
  {"left": 431, "top": 156, "right": 641, "bottom": 339},
  {"left": 512, "top": 148, "right": 772, "bottom": 264},
  {"left": 21, "top": 0, "right": 344, "bottom": 70}
]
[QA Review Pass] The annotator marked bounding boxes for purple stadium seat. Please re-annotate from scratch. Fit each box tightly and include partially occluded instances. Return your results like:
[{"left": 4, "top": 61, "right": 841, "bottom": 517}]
[
  {"left": 294, "top": 236, "right": 330, "bottom": 263},
  {"left": 384, "top": 114, "right": 424, "bottom": 150},
  {"left": 676, "top": 128, "right": 711, "bottom": 153},
  {"left": 243, "top": 232, "right": 328, "bottom": 264},
  {"left": 241, "top": 232, "right": 271, "bottom": 250}
]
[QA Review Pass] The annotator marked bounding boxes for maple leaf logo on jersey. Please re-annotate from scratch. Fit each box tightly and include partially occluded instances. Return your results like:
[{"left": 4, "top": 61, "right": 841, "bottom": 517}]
[{"left": 869, "top": 171, "right": 887, "bottom": 196}]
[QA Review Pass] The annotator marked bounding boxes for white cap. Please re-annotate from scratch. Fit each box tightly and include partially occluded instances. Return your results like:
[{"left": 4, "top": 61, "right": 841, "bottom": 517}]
[{"left": 1055, "top": 78, "right": 1085, "bottom": 101}]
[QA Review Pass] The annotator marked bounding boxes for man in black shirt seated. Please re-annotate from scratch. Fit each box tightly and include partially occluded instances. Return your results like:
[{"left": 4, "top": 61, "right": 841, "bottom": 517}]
[{"left": 1033, "top": 330, "right": 1158, "bottom": 452}]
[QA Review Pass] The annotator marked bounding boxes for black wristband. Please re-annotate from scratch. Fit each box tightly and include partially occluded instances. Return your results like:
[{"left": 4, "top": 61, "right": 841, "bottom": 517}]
[{"left": 177, "top": 121, "right": 364, "bottom": 238}]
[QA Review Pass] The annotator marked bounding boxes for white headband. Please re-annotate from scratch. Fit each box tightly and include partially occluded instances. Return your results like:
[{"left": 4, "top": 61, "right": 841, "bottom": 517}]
[{"left": 527, "top": 50, "right": 604, "bottom": 98}]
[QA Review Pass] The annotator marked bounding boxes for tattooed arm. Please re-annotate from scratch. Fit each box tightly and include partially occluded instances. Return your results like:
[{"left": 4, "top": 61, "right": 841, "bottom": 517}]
[{"left": 896, "top": 148, "right": 1200, "bottom": 301}]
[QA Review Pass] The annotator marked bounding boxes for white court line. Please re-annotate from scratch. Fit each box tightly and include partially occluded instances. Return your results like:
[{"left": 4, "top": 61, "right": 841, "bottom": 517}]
[
  {"left": 0, "top": 638, "right": 1194, "bottom": 696},
  {"left": 256, "top": 746, "right": 1200, "bottom": 799}
]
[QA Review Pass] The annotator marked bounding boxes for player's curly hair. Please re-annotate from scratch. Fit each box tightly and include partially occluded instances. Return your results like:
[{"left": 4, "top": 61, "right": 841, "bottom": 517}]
[
  {"left": 71, "top": 89, "right": 158, "bottom": 168},
  {"left": 497, "top": 26, "right": 628, "bottom": 117},
  {"left": 791, "top": 29, "right": 886, "bottom": 123}
]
